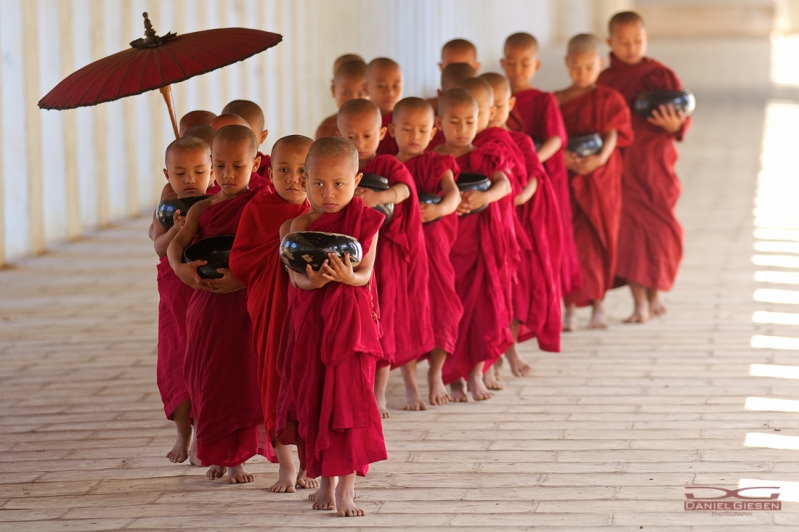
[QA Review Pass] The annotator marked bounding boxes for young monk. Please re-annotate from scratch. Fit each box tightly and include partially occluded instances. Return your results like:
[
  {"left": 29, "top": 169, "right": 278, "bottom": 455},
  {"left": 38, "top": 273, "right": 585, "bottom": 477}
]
[
  {"left": 167, "top": 125, "right": 263, "bottom": 484},
  {"left": 316, "top": 60, "right": 369, "bottom": 139},
  {"left": 333, "top": 53, "right": 365, "bottom": 74},
  {"left": 366, "top": 58, "right": 403, "bottom": 156},
  {"left": 390, "top": 97, "right": 462, "bottom": 407},
  {"left": 434, "top": 88, "right": 513, "bottom": 401},
  {"left": 275, "top": 137, "right": 387, "bottom": 517},
  {"left": 439, "top": 38, "right": 480, "bottom": 71},
  {"left": 502, "top": 32, "right": 582, "bottom": 297},
  {"left": 479, "top": 72, "right": 563, "bottom": 378},
  {"left": 207, "top": 113, "right": 270, "bottom": 194},
  {"left": 555, "top": 34, "right": 634, "bottom": 330},
  {"left": 228, "top": 135, "right": 317, "bottom": 493},
  {"left": 426, "top": 63, "right": 479, "bottom": 151},
  {"left": 337, "top": 99, "right": 434, "bottom": 415},
  {"left": 150, "top": 137, "right": 213, "bottom": 465},
  {"left": 182, "top": 125, "right": 216, "bottom": 147},
  {"left": 597, "top": 12, "right": 690, "bottom": 322},
  {"left": 221, "top": 100, "right": 271, "bottom": 176},
  {"left": 178, "top": 110, "right": 216, "bottom": 136}
]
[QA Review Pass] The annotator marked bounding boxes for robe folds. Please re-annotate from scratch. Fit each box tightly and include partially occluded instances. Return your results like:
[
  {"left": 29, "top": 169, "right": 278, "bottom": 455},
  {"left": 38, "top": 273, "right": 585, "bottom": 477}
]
[
  {"left": 376, "top": 112, "right": 399, "bottom": 156},
  {"left": 403, "top": 152, "right": 463, "bottom": 354},
  {"left": 442, "top": 146, "right": 516, "bottom": 384},
  {"left": 228, "top": 191, "right": 309, "bottom": 464},
  {"left": 361, "top": 156, "right": 434, "bottom": 368},
  {"left": 183, "top": 190, "right": 263, "bottom": 467},
  {"left": 597, "top": 53, "right": 690, "bottom": 291},
  {"left": 560, "top": 86, "right": 634, "bottom": 306},
  {"left": 508, "top": 88, "right": 582, "bottom": 295},
  {"left": 275, "top": 198, "right": 388, "bottom": 479},
  {"left": 156, "top": 256, "right": 193, "bottom": 419},
  {"left": 206, "top": 153, "right": 272, "bottom": 196}
]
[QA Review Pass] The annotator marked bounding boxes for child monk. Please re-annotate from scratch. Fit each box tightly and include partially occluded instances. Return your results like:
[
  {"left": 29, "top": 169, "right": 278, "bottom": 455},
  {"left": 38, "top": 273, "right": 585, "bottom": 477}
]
[
  {"left": 150, "top": 137, "right": 213, "bottom": 465},
  {"left": 366, "top": 58, "right": 403, "bottom": 156},
  {"left": 597, "top": 12, "right": 690, "bottom": 322},
  {"left": 208, "top": 112, "right": 270, "bottom": 194},
  {"left": 275, "top": 136, "right": 387, "bottom": 517},
  {"left": 479, "top": 72, "right": 563, "bottom": 378},
  {"left": 333, "top": 53, "right": 365, "bottom": 73},
  {"left": 337, "top": 99, "right": 434, "bottom": 415},
  {"left": 502, "top": 32, "right": 582, "bottom": 297},
  {"left": 316, "top": 59, "right": 369, "bottom": 139},
  {"left": 426, "top": 63, "right": 479, "bottom": 151},
  {"left": 228, "top": 135, "right": 317, "bottom": 493},
  {"left": 434, "top": 88, "right": 514, "bottom": 401},
  {"left": 178, "top": 110, "right": 216, "bottom": 136},
  {"left": 389, "top": 97, "right": 462, "bottom": 407},
  {"left": 167, "top": 125, "right": 263, "bottom": 484},
  {"left": 221, "top": 100, "right": 270, "bottom": 176},
  {"left": 439, "top": 38, "right": 480, "bottom": 71},
  {"left": 182, "top": 125, "right": 215, "bottom": 147},
  {"left": 555, "top": 34, "right": 633, "bottom": 330}
]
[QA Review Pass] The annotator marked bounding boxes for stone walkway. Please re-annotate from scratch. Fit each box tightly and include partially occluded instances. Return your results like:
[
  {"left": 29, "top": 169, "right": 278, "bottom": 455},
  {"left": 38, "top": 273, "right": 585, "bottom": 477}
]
[{"left": 3, "top": 93, "right": 799, "bottom": 530}]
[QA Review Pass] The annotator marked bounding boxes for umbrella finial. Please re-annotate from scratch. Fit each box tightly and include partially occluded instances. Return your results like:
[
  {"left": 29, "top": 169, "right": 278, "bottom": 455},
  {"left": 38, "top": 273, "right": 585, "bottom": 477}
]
[{"left": 130, "top": 12, "right": 176, "bottom": 49}]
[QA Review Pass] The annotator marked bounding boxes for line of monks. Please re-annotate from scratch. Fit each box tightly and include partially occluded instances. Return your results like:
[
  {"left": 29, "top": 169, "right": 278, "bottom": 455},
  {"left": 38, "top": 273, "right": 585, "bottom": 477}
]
[{"left": 148, "top": 11, "right": 690, "bottom": 517}]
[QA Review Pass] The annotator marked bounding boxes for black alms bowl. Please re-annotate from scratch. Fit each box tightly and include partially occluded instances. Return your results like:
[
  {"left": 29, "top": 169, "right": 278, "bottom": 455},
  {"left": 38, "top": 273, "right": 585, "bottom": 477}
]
[
  {"left": 634, "top": 90, "right": 696, "bottom": 119},
  {"left": 566, "top": 133, "right": 604, "bottom": 157},
  {"left": 457, "top": 172, "right": 491, "bottom": 215},
  {"left": 183, "top": 235, "right": 234, "bottom": 279},
  {"left": 358, "top": 173, "right": 394, "bottom": 225},
  {"left": 156, "top": 196, "right": 210, "bottom": 228},
  {"left": 280, "top": 231, "right": 363, "bottom": 273}
]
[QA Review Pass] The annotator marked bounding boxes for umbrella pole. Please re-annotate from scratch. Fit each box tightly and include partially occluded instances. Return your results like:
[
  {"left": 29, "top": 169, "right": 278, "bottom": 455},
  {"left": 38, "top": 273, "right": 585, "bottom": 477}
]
[{"left": 159, "top": 85, "right": 180, "bottom": 139}]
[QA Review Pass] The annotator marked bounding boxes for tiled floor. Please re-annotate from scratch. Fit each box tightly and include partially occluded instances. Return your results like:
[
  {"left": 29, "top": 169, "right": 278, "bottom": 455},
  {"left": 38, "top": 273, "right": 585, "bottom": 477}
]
[{"left": 3, "top": 92, "right": 799, "bottom": 530}]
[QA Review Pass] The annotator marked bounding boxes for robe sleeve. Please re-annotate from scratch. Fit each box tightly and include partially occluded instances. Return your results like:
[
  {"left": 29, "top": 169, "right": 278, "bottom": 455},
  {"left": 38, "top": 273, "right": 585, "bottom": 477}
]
[{"left": 604, "top": 89, "right": 635, "bottom": 149}]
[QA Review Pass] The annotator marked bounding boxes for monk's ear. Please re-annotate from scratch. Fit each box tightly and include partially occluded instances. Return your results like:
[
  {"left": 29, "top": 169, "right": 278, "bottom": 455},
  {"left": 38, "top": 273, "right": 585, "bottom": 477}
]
[
  {"left": 379, "top": 126, "right": 387, "bottom": 141},
  {"left": 599, "top": 57, "right": 605, "bottom": 69},
  {"left": 429, "top": 126, "right": 437, "bottom": 142},
  {"left": 163, "top": 168, "right": 169, "bottom": 181},
  {"left": 438, "top": 61, "right": 444, "bottom": 72},
  {"left": 387, "top": 123, "right": 395, "bottom": 139},
  {"left": 434, "top": 115, "right": 442, "bottom": 131},
  {"left": 606, "top": 37, "right": 613, "bottom": 48},
  {"left": 535, "top": 60, "right": 541, "bottom": 73},
  {"left": 474, "top": 61, "right": 481, "bottom": 72},
  {"left": 268, "top": 166, "right": 274, "bottom": 182},
  {"left": 437, "top": 88, "right": 442, "bottom": 97},
  {"left": 330, "top": 78, "right": 337, "bottom": 99},
  {"left": 488, "top": 105, "right": 496, "bottom": 122},
  {"left": 508, "top": 96, "right": 516, "bottom": 112},
  {"left": 259, "top": 130, "right": 268, "bottom": 145},
  {"left": 354, "top": 172, "right": 363, "bottom": 187},
  {"left": 252, "top": 155, "right": 261, "bottom": 173}
]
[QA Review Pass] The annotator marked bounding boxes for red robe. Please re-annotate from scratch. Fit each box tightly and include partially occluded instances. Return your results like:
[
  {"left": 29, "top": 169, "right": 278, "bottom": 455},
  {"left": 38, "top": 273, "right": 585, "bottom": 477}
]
[
  {"left": 443, "top": 147, "right": 515, "bottom": 384},
  {"left": 206, "top": 154, "right": 272, "bottom": 195},
  {"left": 183, "top": 191, "right": 263, "bottom": 467},
  {"left": 376, "top": 112, "right": 399, "bottom": 156},
  {"left": 361, "top": 156, "right": 434, "bottom": 368},
  {"left": 275, "top": 198, "right": 388, "bottom": 479},
  {"left": 597, "top": 54, "right": 690, "bottom": 290},
  {"left": 508, "top": 129, "right": 563, "bottom": 352},
  {"left": 560, "top": 86, "right": 634, "bottom": 306},
  {"left": 228, "top": 191, "right": 309, "bottom": 463},
  {"left": 156, "top": 256, "right": 192, "bottom": 419},
  {"left": 403, "top": 152, "right": 463, "bottom": 354},
  {"left": 508, "top": 88, "right": 582, "bottom": 294}
]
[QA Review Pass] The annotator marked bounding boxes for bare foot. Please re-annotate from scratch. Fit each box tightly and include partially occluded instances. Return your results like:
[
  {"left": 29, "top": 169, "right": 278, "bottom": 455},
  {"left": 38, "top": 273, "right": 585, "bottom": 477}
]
[
  {"left": 296, "top": 469, "right": 319, "bottom": 489},
  {"left": 505, "top": 345, "right": 532, "bottom": 377},
  {"left": 269, "top": 463, "right": 297, "bottom": 493},
  {"left": 648, "top": 290, "right": 667, "bottom": 317},
  {"left": 166, "top": 426, "right": 191, "bottom": 463},
  {"left": 623, "top": 307, "right": 650, "bottom": 324},
  {"left": 563, "top": 303, "right": 577, "bottom": 331},
  {"left": 312, "top": 477, "right": 337, "bottom": 511},
  {"left": 336, "top": 472, "right": 364, "bottom": 517},
  {"left": 494, "top": 356, "right": 505, "bottom": 381},
  {"left": 374, "top": 365, "right": 390, "bottom": 419},
  {"left": 402, "top": 391, "right": 428, "bottom": 411},
  {"left": 400, "top": 361, "right": 428, "bottom": 411},
  {"left": 427, "top": 370, "right": 450, "bottom": 406},
  {"left": 450, "top": 379, "right": 468, "bottom": 402},
  {"left": 189, "top": 430, "right": 202, "bottom": 466},
  {"left": 588, "top": 300, "right": 608, "bottom": 329},
  {"left": 377, "top": 399, "right": 390, "bottom": 419},
  {"left": 624, "top": 283, "right": 651, "bottom": 324},
  {"left": 468, "top": 364, "right": 494, "bottom": 401},
  {"left": 206, "top": 465, "right": 227, "bottom": 480},
  {"left": 227, "top": 463, "right": 254, "bottom": 484},
  {"left": 483, "top": 367, "right": 504, "bottom": 390}
]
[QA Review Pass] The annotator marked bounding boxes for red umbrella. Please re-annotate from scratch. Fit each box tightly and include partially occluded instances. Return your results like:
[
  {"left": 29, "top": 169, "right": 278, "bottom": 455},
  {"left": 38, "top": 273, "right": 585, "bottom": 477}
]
[{"left": 38, "top": 12, "right": 282, "bottom": 138}]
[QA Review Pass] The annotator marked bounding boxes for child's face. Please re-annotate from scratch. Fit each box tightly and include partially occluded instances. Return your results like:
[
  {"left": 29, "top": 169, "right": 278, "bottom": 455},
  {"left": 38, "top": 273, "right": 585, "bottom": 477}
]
[
  {"left": 337, "top": 112, "right": 385, "bottom": 163},
  {"left": 366, "top": 66, "right": 403, "bottom": 114},
  {"left": 608, "top": 22, "right": 647, "bottom": 65},
  {"left": 304, "top": 155, "right": 362, "bottom": 214},
  {"left": 211, "top": 140, "right": 257, "bottom": 196},
  {"left": 488, "top": 86, "right": 514, "bottom": 128},
  {"left": 501, "top": 46, "right": 540, "bottom": 87},
  {"left": 390, "top": 107, "right": 436, "bottom": 157},
  {"left": 332, "top": 76, "right": 368, "bottom": 108},
  {"left": 437, "top": 103, "right": 478, "bottom": 148},
  {"left": 566, "top": 51, "right": 603, "bottom": 88},
  {"left": 163, "top": 148, "right": 213, "bottom": 197},
  {"left": 269, "top": 144, "right": 308, "bottom": 205}
]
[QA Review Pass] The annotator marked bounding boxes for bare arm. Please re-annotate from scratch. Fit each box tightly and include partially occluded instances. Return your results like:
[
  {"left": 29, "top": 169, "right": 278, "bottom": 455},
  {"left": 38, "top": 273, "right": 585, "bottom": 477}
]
[
  {"left": 515, "top": 176, "right": 538, "bottom": 206},
  {"left": 420, "top": 170, "right": 459, "bottom": 222},
  {"left": 167, "top": 202, "right": 211, "bottom": 291},
  {"left": 354, "top": 183, "right": 410, "bottom": 207},
  {"left": 457, "top": 171, "right": 512, "bottom": 215},
  {"left": 536, "top": 135, "right": 562, "bottom": 163},
  {"left": 570, "top": 129, "right": 618, "bottom": 176}
]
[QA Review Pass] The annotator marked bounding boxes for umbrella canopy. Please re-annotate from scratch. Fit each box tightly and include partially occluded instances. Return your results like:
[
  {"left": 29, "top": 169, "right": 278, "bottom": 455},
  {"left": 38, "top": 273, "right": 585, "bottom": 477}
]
[{"left": 39, "top": 13, "right": 282, "bottom": 137}]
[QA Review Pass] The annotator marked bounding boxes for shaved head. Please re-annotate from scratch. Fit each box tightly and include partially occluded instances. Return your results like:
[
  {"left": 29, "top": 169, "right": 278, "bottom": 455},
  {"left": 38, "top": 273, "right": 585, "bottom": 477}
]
[
  {"left": 165, "top": 135, "right": 210, "bottom": 165},
  {"left": 367, "top": 57, "right": 401, "bottom": 79},
  {"left": 438, "top": 88, "right": 478, "bottom": 116},
  {"left": 609, "top": 11, "right": 645, "bottom": 34},
  {"left": 178, "top": 110, "right": 216, "bottom": 136},
  {"left": 479, "top": 72, "right": 511, "bottom": 99},
  {"left": 334, "top": 53, "right": 365, "bottom": 73},
  {"left": 182, "top": 125, "right": 216, "bottom": 147},
  {"left": 221, "top": 100, "right": 265, "bottom": 133},
  {"left": 442, "top": 38, "right": 477, "bottom": 59},
  {"left": 504, "top": 32, "right": 539, "bottom": 53},
  {"left": 458, "top": 77, "right": 494, "bottom": 107},
  {"left": 210, "top": 113, "right": 249, "bottom": 130},
  {"left": 337, "top": 98, "right": 382, "bottom": 129},
  {"left": 307, "top": 136, "right": 359, "bottom": 173},
  {"left": 568, "top": 33, "right": 602, "bottom": 56},
  {"left": 271, "top": 134, "right": 313, "bottom": 159},
  {"left": 335, "top": 59, "right": 368, "bottom": 81},
  {"left": 213, "top": 125, "right": 257, "bottom": 157},
  {"left": 392, "top": 97, "right": 434, "bottom": 123},
  {"left": 441, "top": 62, "right": 478, "bottom": 91}
]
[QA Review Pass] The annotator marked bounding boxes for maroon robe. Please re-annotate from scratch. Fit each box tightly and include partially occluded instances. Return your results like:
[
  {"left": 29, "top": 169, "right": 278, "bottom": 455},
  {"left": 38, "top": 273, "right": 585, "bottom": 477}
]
[
  {"left": 183, "top": 191, "right": 263, "bottom": 467},
  {"left": 275, "top": 198, "right": 388, "bottom": 478},
  {"left": 403, "top": 152, "right": 463, "bottom": 354},
  {"left": 206, "top": 154, "right": 272, "bottom": 195},
  {"left": 228, "top": 191, "right": 309, "bottom": 463},
  {"left": 156, "top": 256, "right": 192, "bottom": 419},
  {"left": 443, "top": 146, "right": 515, "bottom": 384},
  {"left": 508, "top": 88, "right": 582, "bottom": 294},
  {"left": 361, "top": 156, "right": 434, "bottom": 368},
  {"left": 376, "top": 112, "right": 399, "bottom": 155},
  {"left": 597, "top": 54, "right": 690, "bottom": 290},
  {"left": 561, "top": 86, "right": 634, "bottom": 306}
]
